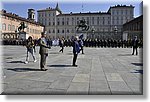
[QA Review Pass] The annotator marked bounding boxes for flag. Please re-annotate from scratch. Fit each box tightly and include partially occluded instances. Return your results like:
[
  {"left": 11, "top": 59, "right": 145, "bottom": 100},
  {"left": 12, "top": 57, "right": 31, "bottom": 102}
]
[{"left": 79, "top": 34, "right": 83, "bottom": 39}]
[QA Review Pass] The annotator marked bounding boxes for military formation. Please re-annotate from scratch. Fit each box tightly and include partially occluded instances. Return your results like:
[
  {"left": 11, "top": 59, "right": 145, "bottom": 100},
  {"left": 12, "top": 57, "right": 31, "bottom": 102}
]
[{"left": 2, "top": 38, "right": 143, "bottom": 48}]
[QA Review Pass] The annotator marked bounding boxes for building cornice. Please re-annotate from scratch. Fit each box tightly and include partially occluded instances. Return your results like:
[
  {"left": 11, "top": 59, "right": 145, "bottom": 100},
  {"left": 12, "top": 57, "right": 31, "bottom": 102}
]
[{"left": 57, "top": 12, "right": 110, "bottom": 16}]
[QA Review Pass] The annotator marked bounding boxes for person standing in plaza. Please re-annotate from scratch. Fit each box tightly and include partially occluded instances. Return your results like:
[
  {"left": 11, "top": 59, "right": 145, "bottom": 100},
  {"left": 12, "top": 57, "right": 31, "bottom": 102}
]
[
  {"left": 25, "top": 36, "right": 37, "bottom": 64},
  {"left": 132, "top": 36, "right": 139, "bottom": 55},
  {"left": 39, "top": 32, "right": 51, "bottom": 71},
  {"left": 72, "top": 36, "right": 80, "bottom": 67}
]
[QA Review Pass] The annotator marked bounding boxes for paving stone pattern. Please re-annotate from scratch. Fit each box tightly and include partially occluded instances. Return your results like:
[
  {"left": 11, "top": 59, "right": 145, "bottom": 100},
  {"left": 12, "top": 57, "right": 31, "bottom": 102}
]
[{"left": 1, "top": 46, "right": 143, "bottom": 95}]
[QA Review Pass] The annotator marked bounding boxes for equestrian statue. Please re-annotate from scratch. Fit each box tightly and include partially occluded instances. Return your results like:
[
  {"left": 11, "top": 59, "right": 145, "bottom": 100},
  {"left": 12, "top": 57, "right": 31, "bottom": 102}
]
[
  {"left": 18, "top": 22, "right": 27, "bottom": 32},
  {"left": 75, "top": 19, "right": 89, "bottom": 31}
]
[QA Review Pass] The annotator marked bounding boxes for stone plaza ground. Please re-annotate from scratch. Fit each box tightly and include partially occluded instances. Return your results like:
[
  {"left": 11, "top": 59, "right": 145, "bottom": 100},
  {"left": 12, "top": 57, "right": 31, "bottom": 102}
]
[{"left": 1, "top": 45, "right": 143, "bottom": 95}]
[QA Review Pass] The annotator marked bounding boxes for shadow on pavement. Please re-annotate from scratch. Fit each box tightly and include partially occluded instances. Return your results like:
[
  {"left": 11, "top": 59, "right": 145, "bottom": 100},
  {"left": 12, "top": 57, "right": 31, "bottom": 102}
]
[
  {"left": 48, "top": 65, "right": 73, "bottom": 67},
  {"left": 7, "top": 68, "right": 41, "bottom": 72},
  {"left": 131, "top": 69, "right": 143, "bottom": 74},
  {"left": 131, "top": 63, "right": 143, "bottom": 66},
  {"left": 7, "top": 61, "right": 25, "bottom": 63},
  {"left": 118, "top": 54, "right": 132, "bottom": 56}
]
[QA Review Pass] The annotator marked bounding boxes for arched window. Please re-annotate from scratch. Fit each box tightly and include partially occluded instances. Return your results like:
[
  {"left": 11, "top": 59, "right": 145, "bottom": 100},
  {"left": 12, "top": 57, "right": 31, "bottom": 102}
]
[
  {"left": 53, "top": 29, "right": 55, "bottom": 33},
  {"left": 30, "top": 28, "right": 32, "bottom": 33},
  {"left": 8, "top": 24, "right": 11, "bottom": 31},
  {"left": 57, "top": 29, "right": 59, "bottom": 33},
  {"left": 49, "top": 29, "right": 51, "bottom": 33},
  {"left": 12, "top": 25, "right": 15, "bottom": 31},
  {"left": 2, "top": 23, "right": 6, "bottom": 30},
  {"left": 67, "top": 29, "right": 69, "bottom": 33},
  {"left": 62, "top": 30, "right": 64, "bottom": 33},
  {"left": 27, "top": 28, "right": 29, "bottom": 32}
]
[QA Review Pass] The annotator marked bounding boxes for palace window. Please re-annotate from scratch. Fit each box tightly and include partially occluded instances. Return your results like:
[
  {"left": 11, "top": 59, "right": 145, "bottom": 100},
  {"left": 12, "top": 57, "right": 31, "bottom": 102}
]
[
  {"left": 49, "top": 22, "right": 51, "bottom": 26},
  {"left": 57, "top": 29, "right": 59, "bottom": 33},
  {"left": 57, "top": 21, "right": 60, "bottom": 25},
  {"left": 67, "top": 29, "right": 69, "bottom": 33},
  {"left": 62, "top": 29, "right": 64, "bottom": 33},
  {"left": 12, "top": 25, "right": 15, "bottom": 31},
  {"left": 49, "top": 29, "right": 51, "bottom": 33},
  {"left": 92, "top": 17, "right": 94, "bottom": 25},
  {"left": 53, "top": 22, "right": 55, "bottom": 25},
  {"left": 2, "top": 23, "right": 6, "bottom": 30},
  {"left": 67, "top": 21, "right": 69, "bottom": 25},
  {"left": 53, "top": 29, "right": 55, "bottom": 33},
  {"left": 8, "top": 24, "right": 11, "bottom": 31},
  {"left": 97, "top": 17, "right": 99, "bottom": 25},
  {"left": 27, "top": 28, "right": 29, "bottom": 32},
  {"left": 62, "top": 21, "right": 64, "bottom": 25}
]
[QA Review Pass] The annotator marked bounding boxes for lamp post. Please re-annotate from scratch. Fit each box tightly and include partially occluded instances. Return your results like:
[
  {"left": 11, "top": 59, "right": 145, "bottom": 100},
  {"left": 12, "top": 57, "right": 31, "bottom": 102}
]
[
  {"left": 91, "top": 26, "right": 95, "bottom": 39},
  {"left": 114, "top": 26, "right": 118, "bottom": 40}
]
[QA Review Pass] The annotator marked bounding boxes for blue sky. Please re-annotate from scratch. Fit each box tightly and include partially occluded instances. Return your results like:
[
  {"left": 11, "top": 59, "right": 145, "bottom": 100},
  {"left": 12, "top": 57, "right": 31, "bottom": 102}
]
[{"left": 1, "top": 1, "right": 142, "bottom": 21}]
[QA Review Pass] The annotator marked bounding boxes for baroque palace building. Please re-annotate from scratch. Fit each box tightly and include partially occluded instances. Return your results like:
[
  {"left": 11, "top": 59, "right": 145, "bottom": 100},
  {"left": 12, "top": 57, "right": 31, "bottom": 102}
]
[
  {"left": 0, "top": 9, "right": 44, "bottom": 40},
  {"left": 37, "top": 3, "right": 134, "bottom": 40}
]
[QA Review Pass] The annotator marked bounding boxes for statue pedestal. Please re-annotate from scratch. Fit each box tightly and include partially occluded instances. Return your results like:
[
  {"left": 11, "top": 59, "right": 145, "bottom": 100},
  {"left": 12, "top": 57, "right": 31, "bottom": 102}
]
[{"left": 18, "top": 32, "right": 29, "bottom": 40}]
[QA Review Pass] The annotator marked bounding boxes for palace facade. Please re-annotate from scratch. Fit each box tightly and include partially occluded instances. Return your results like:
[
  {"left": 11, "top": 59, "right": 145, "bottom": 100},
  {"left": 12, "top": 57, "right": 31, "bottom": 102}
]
[{"left": 37, "top": 3, "right": 134, "bottom": 40}]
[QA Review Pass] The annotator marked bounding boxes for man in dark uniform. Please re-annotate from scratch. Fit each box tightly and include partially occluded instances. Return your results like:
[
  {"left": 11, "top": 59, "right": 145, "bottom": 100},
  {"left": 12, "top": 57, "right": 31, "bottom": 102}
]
[
  {"left": 39, "top": 32, "right": 51, "bottom": 71},
  {"left": 132, "top": 36, "right": 139, "bottom": 55},
  {"left": 72, "top": 36, "right": 80, "bottom": 67}
]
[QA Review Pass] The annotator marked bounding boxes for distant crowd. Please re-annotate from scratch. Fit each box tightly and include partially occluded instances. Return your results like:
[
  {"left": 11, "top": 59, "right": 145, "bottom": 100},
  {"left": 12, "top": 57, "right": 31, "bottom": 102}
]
[{"left": 2, "top": 38, "right": 143, "bottom": 48}]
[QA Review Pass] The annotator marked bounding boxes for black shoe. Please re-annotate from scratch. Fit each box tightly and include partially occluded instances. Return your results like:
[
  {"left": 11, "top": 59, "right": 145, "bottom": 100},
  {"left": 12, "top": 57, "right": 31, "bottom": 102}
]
[
  {"left": 132, "top": 53, "right": 134, "bottom": 55},
  {"left": 72, "top": 65, "right": 78, "bottom": 67}
]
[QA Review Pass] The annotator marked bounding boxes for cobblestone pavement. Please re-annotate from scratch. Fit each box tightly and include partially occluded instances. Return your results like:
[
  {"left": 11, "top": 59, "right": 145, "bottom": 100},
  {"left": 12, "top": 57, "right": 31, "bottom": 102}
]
[{"left": 1, "top": 46, "right": 143, "bottom": 95}]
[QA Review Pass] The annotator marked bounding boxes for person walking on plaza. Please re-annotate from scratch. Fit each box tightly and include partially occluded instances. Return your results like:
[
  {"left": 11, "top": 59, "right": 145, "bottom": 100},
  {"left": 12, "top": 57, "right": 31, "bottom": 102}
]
[
  {"left": 59, "top": 38, "right": 64, "bottom": 53},
  {"left": 25, "top": 36, "right": 37, "bottom": 64},
  {"left": 132, "top": 36, "right": 139, "bottom": 55},
  {"left": 72, "top": 36, "right": 80, "bottom": 67},
  {"left": 39, "top": 32, "right": 51, "bottom": 71},
  {"left": 78, "top": 39, "right": 84, "bottom": 54}
]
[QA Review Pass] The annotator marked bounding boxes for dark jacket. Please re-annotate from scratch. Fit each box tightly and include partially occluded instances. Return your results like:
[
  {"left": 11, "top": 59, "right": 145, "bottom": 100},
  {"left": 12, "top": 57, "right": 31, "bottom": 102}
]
[
  {"left": 73, "top": 41, "right": 80, "bottom": 54},
  {"left": 25, "top": 40, "right": 34, "bottom": 50},
  {"left": 59, "top": 39, "right": 64, "bottom": 47},
  {"left": 132, "top": 39, "right": 139, "bottom": 47}
]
